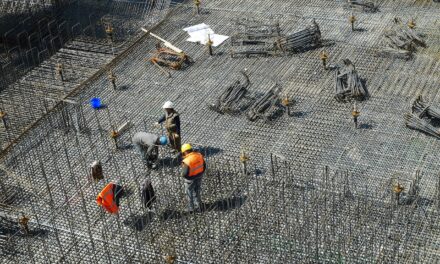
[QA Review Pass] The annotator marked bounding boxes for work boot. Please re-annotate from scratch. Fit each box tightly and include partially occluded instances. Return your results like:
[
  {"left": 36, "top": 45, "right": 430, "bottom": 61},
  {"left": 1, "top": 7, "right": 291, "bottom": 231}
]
[{"left": 196, "top": 203, "right": 205, "bottom": 212}]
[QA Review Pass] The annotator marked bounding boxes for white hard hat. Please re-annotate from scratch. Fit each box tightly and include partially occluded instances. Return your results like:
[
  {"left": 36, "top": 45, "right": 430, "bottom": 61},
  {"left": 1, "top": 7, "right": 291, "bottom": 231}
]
[{"left": 162, "top": 101, "right": 174, "bottom": 109}]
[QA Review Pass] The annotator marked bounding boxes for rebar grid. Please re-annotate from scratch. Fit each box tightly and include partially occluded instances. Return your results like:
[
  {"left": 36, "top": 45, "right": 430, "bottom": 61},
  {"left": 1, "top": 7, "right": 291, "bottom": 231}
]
[
  {"left": 0, "top": 0, "right": 440, "bottom": 263},
  {"left": 0, "top": 0, "right": 172, "bottom": 150}
]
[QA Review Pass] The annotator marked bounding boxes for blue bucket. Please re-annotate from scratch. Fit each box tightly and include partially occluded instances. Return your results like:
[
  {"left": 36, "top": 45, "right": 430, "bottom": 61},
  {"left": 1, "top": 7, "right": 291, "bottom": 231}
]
[{"left": 90, "top": 98, "right": 102, "bottom": 109}]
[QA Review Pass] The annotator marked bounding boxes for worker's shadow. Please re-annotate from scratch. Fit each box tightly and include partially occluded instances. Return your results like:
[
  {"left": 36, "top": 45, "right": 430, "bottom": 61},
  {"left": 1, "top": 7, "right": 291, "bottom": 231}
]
[
  {"left": 359, "top": 124, "right": 373, "bottom": 129},
  {"left": 158, "top": 157, "right": 180, "bottom": 168},
  {"left": 123, "top": 212, "right": 155, "bottom": 231},
  {"left": 158, "top": 195, "right": 247, "bottom": 221},
  {"left": 28, "top": 228, "right": 49, "bottom": 237},
  {"left": 195, "top": 146, "right": 222, "bottom": 157},
  {"left": 118, "top": 85, "right": 130, "bottom": 91},
  {"left": 205, "top": 195, "right": 247, "bottom": 212}
]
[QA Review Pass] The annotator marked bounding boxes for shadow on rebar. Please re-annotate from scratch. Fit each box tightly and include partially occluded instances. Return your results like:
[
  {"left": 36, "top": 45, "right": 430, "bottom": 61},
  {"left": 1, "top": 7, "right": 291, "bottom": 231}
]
[
  {"left": 158, "top": 195, "right": 247, "bottom": 221},
  {"left": 195, "top": 146, "right": 223, "bottom": 157},
  {"left": 359, "top": 123, "right": 373, "bottom": 129},
  {"left": 207, "top": 195, "right": 247, "bottom": 212},
  {"left": 25, "top": 228, "right": 49, "bottom": 238},
  {"left": 118, "top": 85, "right": 130, "bottom": 91},
  {"left": 354, "top": 28, "right": 368, "bottom": 32},
  {"left": 159, "top": 156, "right": 180, "bottom": 168},
  {"left": 123, "top": 212, "right": 155, "bottom": 231}
]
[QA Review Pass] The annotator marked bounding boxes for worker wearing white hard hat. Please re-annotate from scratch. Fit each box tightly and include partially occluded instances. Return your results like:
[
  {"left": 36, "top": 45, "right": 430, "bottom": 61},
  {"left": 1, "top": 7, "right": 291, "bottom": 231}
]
[
  {"left": 155, "top": 101, "right": 181, "bottom": 152},
  {"left": 162, "top": 101, "right": 174, "bottom": 109}
]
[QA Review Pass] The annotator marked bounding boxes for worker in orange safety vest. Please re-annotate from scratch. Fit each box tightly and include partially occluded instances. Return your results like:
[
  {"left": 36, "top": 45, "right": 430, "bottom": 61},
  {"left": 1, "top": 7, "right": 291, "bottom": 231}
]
[
  {"left": 96, "top": 182, "right": 124, "bottom": 214},
  {"left": 181, "top": 143, "right": 206, "bottom": 212}
]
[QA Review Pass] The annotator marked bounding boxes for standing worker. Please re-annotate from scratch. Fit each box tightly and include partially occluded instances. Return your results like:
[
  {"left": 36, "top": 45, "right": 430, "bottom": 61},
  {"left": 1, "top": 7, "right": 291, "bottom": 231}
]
[
  {"left": 181, "top": 144, "right": 206, "bottom": 212},
  {"left": 155, "top": 101, "right": 181, "bottom": 152},
  {"left": 132, "top": 132, "right": 168, "bottom": 169}
]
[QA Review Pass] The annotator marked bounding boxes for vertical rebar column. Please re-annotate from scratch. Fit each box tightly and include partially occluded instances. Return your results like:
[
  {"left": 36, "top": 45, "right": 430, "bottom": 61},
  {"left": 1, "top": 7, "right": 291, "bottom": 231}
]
[
  {"left": 239, "top": 149, "right": 249, "bottom": 176},
  {"left": 194, "top": 0, "right": 201, "bottom": 15}
]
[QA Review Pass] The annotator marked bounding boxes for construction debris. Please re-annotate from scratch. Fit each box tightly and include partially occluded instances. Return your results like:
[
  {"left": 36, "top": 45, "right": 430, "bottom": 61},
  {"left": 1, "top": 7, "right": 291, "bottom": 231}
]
[
  {"left": 335, "top": 59, "right": 368, "bottom": 102},
  {"left": 147, "top": 31, "right": 193, "bottom": 77},
  {"left": 230, "top": 19, "right": 321, "bottom": 57},
  {"left": 378, "top": 18, "right": 426, "bottom": 60},
  {"left": 147, "top": 31, "right": 184, "bottom": 53},
  {"left": 183, "top": 23, "right": 229, "bottom": 47},
  {"left": 150, "top": 46, "right": 193, "bottom": 77},
  {"left": 207, "top": 71, "right": 250, "bottom": 114}
]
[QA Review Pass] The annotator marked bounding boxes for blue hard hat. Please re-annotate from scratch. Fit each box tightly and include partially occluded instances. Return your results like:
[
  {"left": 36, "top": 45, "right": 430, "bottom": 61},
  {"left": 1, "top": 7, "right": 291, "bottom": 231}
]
[{"left": 159, "top": 136, "right": 168, "bottom": 145}]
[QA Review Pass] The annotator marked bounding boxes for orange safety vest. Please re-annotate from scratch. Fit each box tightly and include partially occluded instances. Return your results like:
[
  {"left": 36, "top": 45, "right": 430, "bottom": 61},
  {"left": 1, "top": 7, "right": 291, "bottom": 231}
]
[
  {"left": 96, "top": 183, "right": 119, "bottom": 214},
  {"left": 183, "top": 152, "right": 205, "bottom": 177}
]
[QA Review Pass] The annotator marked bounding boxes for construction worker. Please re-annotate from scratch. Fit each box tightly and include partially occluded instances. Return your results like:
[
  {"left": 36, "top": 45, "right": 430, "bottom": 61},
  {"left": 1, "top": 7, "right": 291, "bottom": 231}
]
[
  {"left": 181, "top": 143, "right": 206, "bottom": 212},
  {"left": 155, "top": 101, "right": 181, "bottom": 152},
  {"left": 132, "top": 132, "right": 168, "bottom": 169},
  {"left": 96, "top": 182, "right": 124, "bottom": 214}
]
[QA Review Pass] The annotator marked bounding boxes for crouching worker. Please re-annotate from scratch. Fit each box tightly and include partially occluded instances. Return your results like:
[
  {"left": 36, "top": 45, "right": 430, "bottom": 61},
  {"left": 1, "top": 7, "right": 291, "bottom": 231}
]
[
  {"left": 96, "top": 182, "right": 124, "bottom": 214},
  {"left": 181, "top": 144, "right": 206, "bottom": 212},
  {"left": 132, "top": 132, "right": 168, "bottom": 169}
]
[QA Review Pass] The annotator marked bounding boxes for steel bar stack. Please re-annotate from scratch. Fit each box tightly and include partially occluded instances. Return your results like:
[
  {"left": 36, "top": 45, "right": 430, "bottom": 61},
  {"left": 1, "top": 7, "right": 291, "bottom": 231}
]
[
  {"left": 278, "top": 19, "right": 321, "bottom": 53},
  {"left": 231, "top": 19, "right": 321, "bottom": 57},
  {"left": 207, "top": 71, "right": 250, "bottom": 115},
  {"left": 412, "top": 95, "right": 440, "bottom": 120},
  {"left": 246, "top": 83, "right": 283, "bottom": 121},
  {"left": 405, "top": 113, "right": 440, "bottom": 139},
  {"left": 334, "top": 59, "right": 368, "bottom": 102},
  {"left": 406, "top": 96, "right": 440, "bottom": 138},
  {"left": 378, "top": 19, "right": 426, "bottom": 60},
  {"left": 344, "top": 0, "right": 379, "bottom": 12}
]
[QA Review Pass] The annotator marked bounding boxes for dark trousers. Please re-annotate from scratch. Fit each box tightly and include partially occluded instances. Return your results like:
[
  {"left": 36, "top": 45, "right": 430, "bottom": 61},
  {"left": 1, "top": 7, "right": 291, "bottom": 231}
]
[
  {"left": 185, "top": 176, "right": 202, "bottom": 210},
  {"left": 167, "top": 132, "right": 181, "bottom": 152},
  {"left": 135, "top": 144, "right": 158, "bottom": 167}
]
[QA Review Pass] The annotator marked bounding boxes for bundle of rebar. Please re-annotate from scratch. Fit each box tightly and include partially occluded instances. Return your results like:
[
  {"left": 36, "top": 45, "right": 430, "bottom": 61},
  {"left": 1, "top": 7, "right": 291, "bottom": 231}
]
[
  {"left": 231, "top": 20, "right": 321, "bottom": 57},
  {"left": 405, "top": 113, "right": 440, "bottom": 139},
  {"left": 246, "top": 84, "right": 282, "bottom": 121},
  {"left": 412, "top": 95, "right": 440, "bottom": 119},
  {"left": 345, "top": 0, "right": 378, "bottom": 12},
  {"left": 378, "top": 19, "right": 426, "bottom": 60},
  {"left": 208, "top": 71, "right": 250, "bottom": 114},
  {"left": 234, "top": 18, "right": 281, "bottom": 39},
  {"left": 278, "top": 20, "right": 321, "bottom": 52},
  {"left": 335, "top": 59, "right": 367, "bottom": 102}
]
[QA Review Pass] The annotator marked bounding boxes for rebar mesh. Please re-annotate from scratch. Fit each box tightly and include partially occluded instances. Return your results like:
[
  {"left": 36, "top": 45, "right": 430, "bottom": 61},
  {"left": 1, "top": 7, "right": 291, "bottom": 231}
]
[{"left": 1, "top": 0, "right": 440, "bottom": 263}]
